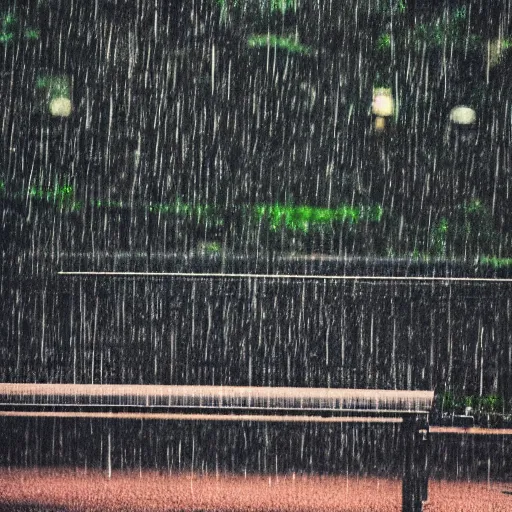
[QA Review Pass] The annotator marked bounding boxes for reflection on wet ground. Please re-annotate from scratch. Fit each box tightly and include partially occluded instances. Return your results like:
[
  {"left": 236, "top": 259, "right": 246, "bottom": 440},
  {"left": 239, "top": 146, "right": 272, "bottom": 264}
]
[{"left": 0, "top": 469, "right": 511, "bottom": 512}]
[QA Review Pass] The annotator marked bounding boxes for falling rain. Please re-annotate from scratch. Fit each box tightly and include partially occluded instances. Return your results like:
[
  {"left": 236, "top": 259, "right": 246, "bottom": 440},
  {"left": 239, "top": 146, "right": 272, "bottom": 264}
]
[{"left": 1, "top": 1, "right": 512, "bottom": 511}]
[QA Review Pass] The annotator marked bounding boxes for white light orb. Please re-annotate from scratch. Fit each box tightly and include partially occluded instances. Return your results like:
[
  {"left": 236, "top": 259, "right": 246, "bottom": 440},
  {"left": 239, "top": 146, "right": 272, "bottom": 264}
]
[
  {"left": 449, "top": 106, "right": 476, "bottom": 125},
  {"left": 372, "top": 87, "right": 394, "bottom": 117},
  {"left": 49, "top": 97, "right": 72, "bottom": 117}
]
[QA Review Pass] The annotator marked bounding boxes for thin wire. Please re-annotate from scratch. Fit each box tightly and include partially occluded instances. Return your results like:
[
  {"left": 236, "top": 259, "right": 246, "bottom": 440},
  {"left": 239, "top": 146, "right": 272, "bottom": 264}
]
[{"left": 57, "top": 271, "right": 512, "bottom": 283}]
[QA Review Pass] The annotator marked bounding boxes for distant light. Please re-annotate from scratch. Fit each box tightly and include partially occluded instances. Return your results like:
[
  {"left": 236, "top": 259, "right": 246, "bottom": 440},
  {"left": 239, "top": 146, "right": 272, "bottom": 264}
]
[
  {"left": 372, "top": 88, "right": 394, "bottom": 117},
  {"left": 374, "top": 116, "right": 386, "bottom": 132},
  {"left": 487, "top": 38, "right": 510, "bottom": 68},
  {"left": 449, "top": 106, "right": 476, "bottom": 125},
  {"left": 49, "top": 97, "right": 72, "bottom": 117}
]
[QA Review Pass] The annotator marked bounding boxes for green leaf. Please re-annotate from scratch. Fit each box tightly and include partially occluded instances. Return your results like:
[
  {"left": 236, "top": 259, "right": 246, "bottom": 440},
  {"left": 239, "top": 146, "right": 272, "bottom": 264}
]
[
  {"left": 247, "top": 34, "right": 312, "bottom": 55},
  {"left": 24, "top": 28, "right": 40, "bottom": 40},
  {"left": 377, "top": 33, "right": 391, "bottom": 51},
  {"left": 0, "top": 32, "right": 13, "bottom": 43}
]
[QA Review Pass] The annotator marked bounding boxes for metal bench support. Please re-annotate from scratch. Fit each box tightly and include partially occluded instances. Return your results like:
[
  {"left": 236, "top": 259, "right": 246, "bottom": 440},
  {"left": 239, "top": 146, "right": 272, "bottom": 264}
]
[{"left": 402, "top": 415, "right": 430, "bottom": 512}]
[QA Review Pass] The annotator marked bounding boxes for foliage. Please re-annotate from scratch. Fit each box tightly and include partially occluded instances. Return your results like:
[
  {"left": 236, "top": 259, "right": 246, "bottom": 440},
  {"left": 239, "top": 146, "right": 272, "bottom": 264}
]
[
  {"left": 413, "top": 7, "right": 482, "bottom": 51},
  {"left": 481, "top": 395, "right": 503, "bottom": 413},
  {"left": 36, "top": 76, "right": 71, "bottom": 100},
  {"left": 3, "top": 183, "right": 382, "bottom": 234},
  {"left": 0, "top": 12, "right": 16, "bottom": 43},
  {"left": 197, "top": 241, "right": 222, "bottom": 254},
  {"left": 24, "top": 28, "right": 40, "bottom": 40},
  {"left": 376, "top": 33, "right": 391, "bottom": 51},
  {"left": 247, "top": 34, "right": 312, "bottom": 55},
  {"left": 502, "top": 39, "right": 512, "bottom": 50},
  {"left": 254, "top": 203, "right": 382, "bottom": 232},
  {"left": 0, "top": 11, "right": 39, "bottom": 44},
  {"left": 431, "top": 217, "right": 448, "bottom": 257},
  {"left": 452, "top": 200, "right": 497, "bottom": 256},
  {"left": 216, "top": 0, "right": 297, "bottom": 18},
  {"left": 2, "top": 182, "right": 509, "bottom": 261},
  {"left": 28, "top": 184, "right": 74, "bottom": 206},
  {"left": 441, "top": 391, "right": 508, "bottom": 415},
  {"left": 376, "top": 0, "right": 406, "bottom": 16},
  {"left": 429, "top": 200, "right": 499, "bottom": 259},
  {"left": 375, "top": 4, "right": 482, "bottom": 54},
  {"left": 480, "top": 256, "right": 512, "bottom": 269},
  {"left": 269, "top": 0, "right": 296, "bottom": 14},
  {"left": 441, "top": 391, "right": 456, "bottom": 412}
]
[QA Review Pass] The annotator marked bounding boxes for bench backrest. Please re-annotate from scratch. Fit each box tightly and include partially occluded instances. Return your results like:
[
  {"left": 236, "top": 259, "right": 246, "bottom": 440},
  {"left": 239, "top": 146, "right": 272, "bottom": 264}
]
[{"left": 0, "top": 384, "right": 434, "bottom": 416}]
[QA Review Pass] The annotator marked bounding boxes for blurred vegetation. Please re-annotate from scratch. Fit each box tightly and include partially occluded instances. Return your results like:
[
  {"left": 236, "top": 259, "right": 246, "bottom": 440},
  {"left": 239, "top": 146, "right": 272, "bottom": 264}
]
[
  {"left": 440, "top": 391, "right": 512, "bottom": 427},
  {"left": 216, "top": 0, "right": 297, "bottom": 16},
  {"left": 36, "top": 76, "right": 71, "bottom": 100},
  {"left": 430, "top": 200, "right": 498, "bottom": 258},
  {"left": 28, "top": 183, "right": 74, "bottom": 205},
  {"left": 0, "top": 182, "right": 381, "bottom": 233},
  {"left": 0, "top": 2, "right": 511, "bottom": 261},
  {"left": 2, "top": 181, "right": 510, "bottom": 260},
  {"left": 215, "top": 0, "right": 297, "bottom": 23},
  {"left": 0, "top": 11, "right": 39, "bottom": 44},
  {"left": 480, "top": 256, "right": 512, "bottom": 268},
  {"left": 247, "top": 34, "right": 313, "bottom": 55},
  {"left": 254, "top": 203, "right": 382, "bottom": 232}
]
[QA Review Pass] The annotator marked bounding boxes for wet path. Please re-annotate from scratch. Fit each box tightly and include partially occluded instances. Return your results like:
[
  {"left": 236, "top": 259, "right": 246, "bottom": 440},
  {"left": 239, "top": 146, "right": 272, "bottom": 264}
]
[{"left": 0, "top": 469, "right": 510, "bottom": 512}]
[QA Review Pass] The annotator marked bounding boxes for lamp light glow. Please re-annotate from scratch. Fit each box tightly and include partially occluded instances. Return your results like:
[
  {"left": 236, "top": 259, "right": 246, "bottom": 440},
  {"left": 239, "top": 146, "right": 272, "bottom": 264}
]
[
  {"left": 449, "top": 106, "right": 476, "bottom": 125},
  {"left": 372, "top": 88, "right": 394, "bottom": 117},
  {"left": 49, "top": 97, "right": 72, "bottom": 117}
]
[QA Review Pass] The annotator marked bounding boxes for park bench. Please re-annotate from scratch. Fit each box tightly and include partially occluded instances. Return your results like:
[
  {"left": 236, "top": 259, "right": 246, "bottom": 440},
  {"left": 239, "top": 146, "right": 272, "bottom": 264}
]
[{"left": 0, "top": 383, "right": 433, "bottom": 512}]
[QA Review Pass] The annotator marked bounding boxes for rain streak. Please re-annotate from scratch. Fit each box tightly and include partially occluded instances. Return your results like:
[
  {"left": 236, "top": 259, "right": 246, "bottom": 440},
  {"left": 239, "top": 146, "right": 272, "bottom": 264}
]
[{"left": 0, "top": 1, "right": 512, "bottom": 511}]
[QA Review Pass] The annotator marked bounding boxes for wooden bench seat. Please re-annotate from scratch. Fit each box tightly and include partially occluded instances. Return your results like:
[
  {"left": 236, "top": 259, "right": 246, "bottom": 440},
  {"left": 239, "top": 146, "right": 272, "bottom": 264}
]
[{"left": 0, "top": 383, "right": 434, "bottom": 512}]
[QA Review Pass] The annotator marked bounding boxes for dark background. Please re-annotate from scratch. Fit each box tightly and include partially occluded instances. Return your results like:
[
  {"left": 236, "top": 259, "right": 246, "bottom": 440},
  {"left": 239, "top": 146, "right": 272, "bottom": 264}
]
[{"left": 1, "top": 0, "right": 511, "bottom": 478}]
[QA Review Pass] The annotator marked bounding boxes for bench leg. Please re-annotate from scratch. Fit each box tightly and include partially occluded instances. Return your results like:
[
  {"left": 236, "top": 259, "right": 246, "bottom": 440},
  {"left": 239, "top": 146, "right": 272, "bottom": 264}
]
[
  {"left": 402, "top": 416, "right": 429, "bottom": 512},
  {"left": 419, "top": 426, "right": 430, "bottom": 504}
]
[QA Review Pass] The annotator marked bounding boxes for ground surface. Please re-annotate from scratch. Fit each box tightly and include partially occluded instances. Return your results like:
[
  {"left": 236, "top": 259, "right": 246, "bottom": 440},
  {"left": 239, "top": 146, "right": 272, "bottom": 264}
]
[{"left": 0, "top": 469, "right": 511, "bottom": 511}]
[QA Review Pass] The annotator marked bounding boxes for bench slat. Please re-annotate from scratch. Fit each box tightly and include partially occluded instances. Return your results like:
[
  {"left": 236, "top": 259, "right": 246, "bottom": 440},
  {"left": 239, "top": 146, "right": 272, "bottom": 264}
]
[{"left": 0, "top": 384, "right": 434, "bottom": 414}]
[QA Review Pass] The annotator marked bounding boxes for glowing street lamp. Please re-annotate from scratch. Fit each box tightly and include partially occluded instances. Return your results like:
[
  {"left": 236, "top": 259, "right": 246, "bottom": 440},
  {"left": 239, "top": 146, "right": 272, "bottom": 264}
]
[
  {"left": 372, "top": 87, "right": 394, "bottom": 131},
  {"left": 49, "top": 97, "right": 72, "bottom": 117},
  {"left": 35, "top": 75, "right": 72, "bottom": 117},
  {"left": 449, "top": 106, "right": 476, "bottom": 125}
]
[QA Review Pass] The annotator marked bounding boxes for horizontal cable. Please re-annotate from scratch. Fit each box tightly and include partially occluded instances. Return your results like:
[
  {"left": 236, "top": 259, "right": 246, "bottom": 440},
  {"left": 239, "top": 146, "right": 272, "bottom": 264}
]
[{"left": 58, "top": 271, "right": 512, "bottom": 283}]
